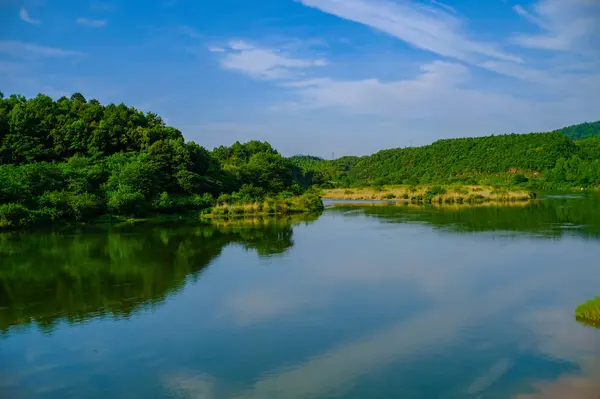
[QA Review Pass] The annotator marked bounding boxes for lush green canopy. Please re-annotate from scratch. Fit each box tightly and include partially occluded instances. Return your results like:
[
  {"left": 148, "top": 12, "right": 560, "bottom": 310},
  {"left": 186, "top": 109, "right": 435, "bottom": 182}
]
[
  {"left": 0, "top": 93, "right": 308, "bottom": 228},
  {"left": 293, "top": 122, "right": 600, "bottom": 190}
]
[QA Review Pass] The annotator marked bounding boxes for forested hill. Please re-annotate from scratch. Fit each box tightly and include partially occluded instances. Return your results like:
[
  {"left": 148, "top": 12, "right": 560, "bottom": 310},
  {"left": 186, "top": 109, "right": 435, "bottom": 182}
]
[
  {"left": 293, "top": 125, "right": 600, "bottom": 189},
  {"left": 0, "top": 92, "right": 315, "bottom": 228},
  {"left": 555, "top": 121, "right": 600, "bottom": 140}
]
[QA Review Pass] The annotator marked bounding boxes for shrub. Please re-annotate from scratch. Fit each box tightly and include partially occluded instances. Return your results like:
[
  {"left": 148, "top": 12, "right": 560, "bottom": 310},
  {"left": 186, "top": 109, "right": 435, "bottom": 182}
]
[
  {"left": 402, "top": 193, "right": 409, "bottom": 199},
  {"left": 0, "top": 203, "right": 32, "bottom": 228},
  {"left": 513, "top": 174, "right": 529, "bottom": 184},
  {"left": 69, "top": 192, "right": 102, "bottom": 220},
  {"left": 385, "top": 193, "right": 396, "bottom": 200},
  {"left": 107, "top": 187, "right": 146, "bottom": 216},
  {"left": 216, "top": 193, "right": 232, "bottom": 205},
  {"left": 426, "top": 186, "right": 447, "bottom": 197}
]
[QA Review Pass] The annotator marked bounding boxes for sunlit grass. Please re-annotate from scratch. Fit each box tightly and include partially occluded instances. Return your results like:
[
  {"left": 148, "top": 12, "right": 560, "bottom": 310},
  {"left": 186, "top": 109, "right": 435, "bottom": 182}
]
[
  {"left": 575, "top": 297, "right": 600, "bottom": 326},
  {"left": 207, "top": 193, "right": 324, "bottom": 218},
  {"left": 322, "top": 184, "right": 531, "bottom": 203}
]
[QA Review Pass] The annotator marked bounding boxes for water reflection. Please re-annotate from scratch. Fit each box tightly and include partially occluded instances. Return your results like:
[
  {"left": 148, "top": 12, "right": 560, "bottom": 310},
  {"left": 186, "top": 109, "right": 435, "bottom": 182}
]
[
  {"left": 514, "top": 368, "right": 600, "bottom": 398},
  {"left": 0, "top": 215, "right": 318, "bottom": 334},
  {"left": 326, "top": 196, "right": 600, "bottom": 238},
  {"left": 2, "top": 200, "right": 600, "bottom": 398}
]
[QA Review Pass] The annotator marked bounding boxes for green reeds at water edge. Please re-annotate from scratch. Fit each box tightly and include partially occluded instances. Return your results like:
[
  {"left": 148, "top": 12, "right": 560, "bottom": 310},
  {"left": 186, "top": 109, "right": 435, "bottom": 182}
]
[
  {"left": 575, "top": 297, "right": 600, "bottom": 327},
  {"left": 208, "top": 193, "right": 324, "bottom": 218}
]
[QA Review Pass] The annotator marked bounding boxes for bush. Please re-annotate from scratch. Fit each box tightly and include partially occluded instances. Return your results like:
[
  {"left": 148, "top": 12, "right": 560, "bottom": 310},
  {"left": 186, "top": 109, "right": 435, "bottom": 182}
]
[
  {"left": 69, "top": 192, "right": 102, "bottom": 220},
  {"left": 513, "top": 174, "right": 529, "bottom": 184},
  {"left": 426, "top": 186, "right": 447, "bottom": 197},
  {"left": 0, "top": 203, "right": 32, "bottom": 228},
  {"left": 107, "top": 187, "right": 146, "bottom": 216},
  {"left": 402, "top": 193, "right": 409, "bottom": 199},
  {"left": 385, "top": 193, "right": 396, "bottom": 199}
]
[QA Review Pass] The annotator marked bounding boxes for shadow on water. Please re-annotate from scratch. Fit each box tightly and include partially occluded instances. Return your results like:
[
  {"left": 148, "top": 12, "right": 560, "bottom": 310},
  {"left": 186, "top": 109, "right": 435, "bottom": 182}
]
[
  {"left": 325, "top": 196, "right": 600, "bottom": 239},
  {"left": 0, "top": 214, "right": 320, "bottom": 335}
]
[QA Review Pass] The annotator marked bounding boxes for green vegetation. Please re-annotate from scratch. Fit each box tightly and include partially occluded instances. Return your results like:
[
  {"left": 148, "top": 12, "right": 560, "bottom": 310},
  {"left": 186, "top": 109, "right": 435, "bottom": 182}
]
[
  {"left": 322, "top": 185, "right": 530, "bottom": 203},
  {"left": 575, "top": 297, "right": 600, "bottom": 326},
  {"left": 0, "top": 92, "right": 320, "bottom": 229},
  {"left": 209, "top": 191, "right": 324, "bottom": 217},
  {"left": 292, "top": 122, "right": 600, "bottom": 191},
  {"left": 556, "top": 121, "right": 600, "bottom": 140}
]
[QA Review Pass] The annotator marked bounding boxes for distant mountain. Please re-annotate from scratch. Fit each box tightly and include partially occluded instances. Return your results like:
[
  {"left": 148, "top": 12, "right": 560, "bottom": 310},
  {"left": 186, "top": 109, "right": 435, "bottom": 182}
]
[{"left": 555, "top": 121, "right": 600, "bottom": 140}]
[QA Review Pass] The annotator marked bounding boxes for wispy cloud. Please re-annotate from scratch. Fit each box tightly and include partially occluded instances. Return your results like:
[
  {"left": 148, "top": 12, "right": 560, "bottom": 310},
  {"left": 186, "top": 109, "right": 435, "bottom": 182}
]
[
  {"left": 0, "top": 41, "right": 84, "bottom": 59},
  {"left": 297, "top": 0, "right": 522, "bottom": 64},
  {"left": 512, "top": 0, "right": 600, "bottom": 51},
  {"left": 213, "top": 41, "right": 327, "bottom": 80},
  {"left": 19, "top": 8, "right": 40, "bottom": 24},
  {"left": 76, "top": 17, "right": 107, "bottom": 27},
  {"left": 279, "top": 61, "right": 528, "bottom": 117}
]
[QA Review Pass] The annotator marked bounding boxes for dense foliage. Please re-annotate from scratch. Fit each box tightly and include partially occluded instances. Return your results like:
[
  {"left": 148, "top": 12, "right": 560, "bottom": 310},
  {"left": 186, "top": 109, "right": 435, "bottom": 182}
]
[
  {"left": 556, "top": 121, "right": 600, "bottom": 140},
  {"left": 293, "top": 124, "right": 600, "bottom": 190},
  {"left": 0, "top": 92, "right": 314, "bottom": 228}
]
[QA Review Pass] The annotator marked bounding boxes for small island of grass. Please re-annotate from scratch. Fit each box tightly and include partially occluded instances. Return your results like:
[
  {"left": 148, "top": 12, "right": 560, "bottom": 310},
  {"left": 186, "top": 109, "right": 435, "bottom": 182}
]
[{"left": 575, "top": 297, "right": 600, "bottom": 327}]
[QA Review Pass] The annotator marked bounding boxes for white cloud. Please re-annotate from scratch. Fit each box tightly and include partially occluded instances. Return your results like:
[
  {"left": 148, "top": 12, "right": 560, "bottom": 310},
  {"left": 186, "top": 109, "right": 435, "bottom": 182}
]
[
  {"left": 512, "top": 0, "right": 600, "bottom": 51},
  {"left": 76, "top": 17, "right": 107, "bottom": 27},
  {"left": 207, "top": 46, "right": 225, "bottom": 53},
  {"left": 0, "top": 41, "right": 84, "bottom": 59},
  {"left": 214, "top": 41, "right": 327, "bottom": 80},
  {"left": 297, "top": 0, "right": 522, "bottom": 64},
  {"left": 282, "top": 61, "right": 526, "bottom": 117},
  {"left": 19, "top": 8, "right": 40, "bottom": 24}
]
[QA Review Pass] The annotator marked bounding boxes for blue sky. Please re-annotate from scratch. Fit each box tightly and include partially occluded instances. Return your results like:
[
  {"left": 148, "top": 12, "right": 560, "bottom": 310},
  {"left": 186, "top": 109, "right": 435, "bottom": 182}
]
[{"left": 1, "top": 0, "right": 599, "bottom": 157}]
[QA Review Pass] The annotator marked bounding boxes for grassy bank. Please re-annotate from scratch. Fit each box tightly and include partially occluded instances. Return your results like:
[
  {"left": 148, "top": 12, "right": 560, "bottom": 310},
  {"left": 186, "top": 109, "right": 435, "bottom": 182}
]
[
  {"left": 322, "top": 185, "right": 532, "bottom": 204},
  {"left": 575, "top": 298, "right": 600, "bottom": 326},
  {"left": 206, "top": 192, "right": 323, "bottom": 218},
  {"left": 0, "top": 192, "right": 324, "bottom": 230}
]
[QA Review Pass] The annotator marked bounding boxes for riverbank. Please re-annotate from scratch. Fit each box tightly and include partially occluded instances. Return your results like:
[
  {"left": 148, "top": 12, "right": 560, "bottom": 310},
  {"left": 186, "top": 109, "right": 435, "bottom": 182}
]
[
  {"left": 575, "top": 298, "right": 600, "bottom": 327},
  {"left": 0, "top": 193, "right": 324, "bottom": 231},
  {"left": 322, "top": 185, "right": 532, "bottom": 204}
]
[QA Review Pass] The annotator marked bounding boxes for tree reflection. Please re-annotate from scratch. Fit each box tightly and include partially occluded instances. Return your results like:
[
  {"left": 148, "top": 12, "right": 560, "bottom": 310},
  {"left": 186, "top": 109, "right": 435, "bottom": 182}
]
[
  {"left": 0, "top": 215, "right": 317, "bottom": 334},
  {"left": 328, "top": 197, "right": 600, "bottom": 238}
]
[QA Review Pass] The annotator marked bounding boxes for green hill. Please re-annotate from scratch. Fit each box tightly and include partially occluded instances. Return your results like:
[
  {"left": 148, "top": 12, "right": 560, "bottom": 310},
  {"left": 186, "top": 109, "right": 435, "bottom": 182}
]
[
  {"left": 555, "top": 121, "right": 600, "bottom": 140},
  {"left": 0, "top": 92, "right": 317, "bottom": 229},
  {"left": 293, "top": 124, "right": 600, "bottom": 189}
]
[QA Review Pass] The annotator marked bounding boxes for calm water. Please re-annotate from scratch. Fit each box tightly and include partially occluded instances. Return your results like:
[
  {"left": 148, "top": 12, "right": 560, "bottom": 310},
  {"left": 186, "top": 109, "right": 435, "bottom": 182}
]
[{"left": 2, "top": 197, "right": 600, "bottom": 398}]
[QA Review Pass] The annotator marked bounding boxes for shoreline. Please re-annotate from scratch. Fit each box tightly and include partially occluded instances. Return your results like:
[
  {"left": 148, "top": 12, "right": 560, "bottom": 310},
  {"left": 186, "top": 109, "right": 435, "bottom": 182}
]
[{"left": 321, "top": 184, "right": 533, "bottom": 204}]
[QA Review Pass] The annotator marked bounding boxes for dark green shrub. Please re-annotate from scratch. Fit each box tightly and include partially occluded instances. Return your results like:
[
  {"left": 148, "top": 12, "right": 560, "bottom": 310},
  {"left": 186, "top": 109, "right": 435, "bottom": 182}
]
[
  {"left": 0, "top": 203, "right": 32, "bottom": 228},
  {"left": 107, "top": 187, "right": 146, "bottom": 216},
  {"left": 426, "top": 186, "right": 447, "bottom": 197},
  {"left": 513, "top": 174, "right": 529, "bottom": 184}
]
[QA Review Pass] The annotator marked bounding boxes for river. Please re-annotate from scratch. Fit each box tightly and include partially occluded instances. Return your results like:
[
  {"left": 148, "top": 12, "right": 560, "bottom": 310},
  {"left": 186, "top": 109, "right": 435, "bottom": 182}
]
[{"left": 2, "top": 196, "right": 600, "bottom": 398}]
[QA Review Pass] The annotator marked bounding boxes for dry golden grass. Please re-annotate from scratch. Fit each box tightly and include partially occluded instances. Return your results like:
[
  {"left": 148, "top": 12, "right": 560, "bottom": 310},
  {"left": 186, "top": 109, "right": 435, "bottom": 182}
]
[{"left": 322, "top": 185, "right": 530, "bottom": 203}]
